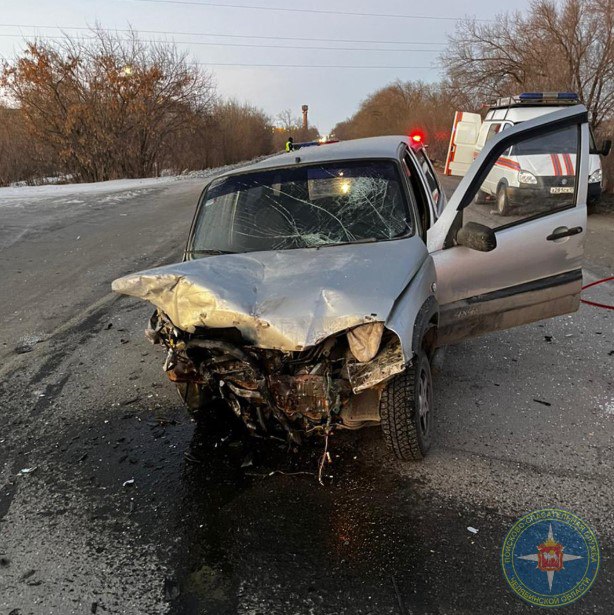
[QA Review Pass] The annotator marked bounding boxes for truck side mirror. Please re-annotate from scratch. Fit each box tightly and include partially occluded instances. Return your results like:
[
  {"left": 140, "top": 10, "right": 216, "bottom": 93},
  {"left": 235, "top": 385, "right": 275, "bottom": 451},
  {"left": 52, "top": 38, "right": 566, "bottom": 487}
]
[
  {"left": 456, "top": 221, "right": 497, "bottom": 252},
  {"left": 601, "top": 139, "right": 612, "bottom": 157}
]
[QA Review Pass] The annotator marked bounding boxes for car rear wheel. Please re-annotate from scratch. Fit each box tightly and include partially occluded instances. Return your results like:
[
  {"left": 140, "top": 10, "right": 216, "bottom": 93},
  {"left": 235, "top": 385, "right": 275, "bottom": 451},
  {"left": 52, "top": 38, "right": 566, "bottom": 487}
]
[
  {"left": 496, "top": 183, "right": 511, "bottom": 216},
  {"left": 380, "top": 347, "right": 433, "bottom": 461}
]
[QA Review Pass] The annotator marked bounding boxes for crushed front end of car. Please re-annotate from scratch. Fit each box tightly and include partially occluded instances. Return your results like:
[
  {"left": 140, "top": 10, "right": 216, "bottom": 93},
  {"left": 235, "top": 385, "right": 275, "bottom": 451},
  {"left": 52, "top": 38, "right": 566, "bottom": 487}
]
[
  {"left": 145, "top": 308, "right": 405, "bottom": 444},
  {"left": 112, "top": 154, "right": 437, "bottom": 462}
]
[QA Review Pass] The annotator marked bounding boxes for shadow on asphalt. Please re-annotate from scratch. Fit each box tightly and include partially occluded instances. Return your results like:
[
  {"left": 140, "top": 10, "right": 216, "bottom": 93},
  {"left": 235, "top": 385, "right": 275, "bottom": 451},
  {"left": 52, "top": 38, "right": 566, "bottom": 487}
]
[
  {"left": 53, "top": 399, "right": 525, "bottom": 614},
  {"left": 8, "top": 379, "right": 613, "bottom": 614}
]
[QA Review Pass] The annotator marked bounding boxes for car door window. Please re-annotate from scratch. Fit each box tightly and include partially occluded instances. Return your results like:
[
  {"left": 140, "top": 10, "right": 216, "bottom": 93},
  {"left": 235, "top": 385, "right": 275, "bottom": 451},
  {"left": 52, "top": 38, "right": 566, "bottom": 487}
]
[
  {"left": 402, "top": 151, "right": 430, "bottom": 239},
  {"left": 463, "top": 123, "right": 579, "bottom": 230},
  {"left": 485, "top": 123, "right": 502, "bottom": 142},
  {"left": 414, "top": 148, "right": 441, "bottom": 206}
]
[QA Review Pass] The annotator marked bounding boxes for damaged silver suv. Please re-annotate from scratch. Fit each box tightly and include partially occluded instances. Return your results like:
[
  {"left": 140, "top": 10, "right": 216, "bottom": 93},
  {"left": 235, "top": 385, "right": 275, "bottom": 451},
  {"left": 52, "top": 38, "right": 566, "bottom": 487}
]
[{"left": 113, "top": 105, "right": 590, "bottom": 461}]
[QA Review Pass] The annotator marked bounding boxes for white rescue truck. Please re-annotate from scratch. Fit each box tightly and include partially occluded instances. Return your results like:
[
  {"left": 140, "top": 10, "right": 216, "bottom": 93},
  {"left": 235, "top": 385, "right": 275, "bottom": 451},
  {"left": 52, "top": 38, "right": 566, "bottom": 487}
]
[{"left": 445, "top": 92, "right": 611, "bottom": 215}]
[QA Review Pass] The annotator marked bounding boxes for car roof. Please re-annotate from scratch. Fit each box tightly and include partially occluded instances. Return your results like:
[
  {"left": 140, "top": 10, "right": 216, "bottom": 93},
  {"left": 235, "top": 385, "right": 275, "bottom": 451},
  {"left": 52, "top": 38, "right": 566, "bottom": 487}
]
[{"left": 220, "top": 135, "right": 412, "bottom": 177}]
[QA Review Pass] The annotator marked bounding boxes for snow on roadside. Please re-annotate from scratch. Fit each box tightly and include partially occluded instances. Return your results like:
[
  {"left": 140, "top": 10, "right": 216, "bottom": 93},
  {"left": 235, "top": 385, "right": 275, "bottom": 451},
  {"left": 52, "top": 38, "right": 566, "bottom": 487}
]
[
  {"left": 0, "top": 156, "right": 273, "bottom": 207},
  {"left": 0, "top": 176, "right": 181, "bottom": 206}
]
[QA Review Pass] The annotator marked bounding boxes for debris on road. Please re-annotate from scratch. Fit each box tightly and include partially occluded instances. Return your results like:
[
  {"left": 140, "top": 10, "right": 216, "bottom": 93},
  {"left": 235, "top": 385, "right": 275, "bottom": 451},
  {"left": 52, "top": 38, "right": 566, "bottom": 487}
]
[
  {"left": 467, "top": 526, "right": 479, "bottom": 534},
  {"left": 19, "top": 570, "right": 36, "bottom": 582},
  {"left": 533, "top": 399, "right": 552, "bottom": 407},
  {"left": 18, "top": 467, "right": 37, "bottom": 475},
  {"left": 14, "top": 335, "right": 44, "bottom": 354},
  {"left": 122, "top": 478, "right": 135, "bottom": 487}
]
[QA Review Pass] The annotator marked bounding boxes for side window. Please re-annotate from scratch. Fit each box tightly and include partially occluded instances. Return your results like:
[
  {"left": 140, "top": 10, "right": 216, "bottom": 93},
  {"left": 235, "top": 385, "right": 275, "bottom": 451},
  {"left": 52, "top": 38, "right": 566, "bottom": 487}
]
[
  {"left": 414, "top": 148, "right": 441, "bottom": 205},
  {"left": 463, "top": 124, "right": 579, "bottom": 229},
  {"left": 402, "top": 152, "right": 430, "bottom": 239},
  {"left": 485, "top": 123, "right": 502, "bottom": 143}
]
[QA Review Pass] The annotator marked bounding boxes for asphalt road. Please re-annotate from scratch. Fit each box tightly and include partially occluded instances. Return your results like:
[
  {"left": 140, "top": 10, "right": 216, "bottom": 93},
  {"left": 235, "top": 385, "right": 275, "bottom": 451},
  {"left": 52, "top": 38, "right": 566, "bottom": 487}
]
[{"left": 0, "top": 174, "right": 613, "bottom": 614}]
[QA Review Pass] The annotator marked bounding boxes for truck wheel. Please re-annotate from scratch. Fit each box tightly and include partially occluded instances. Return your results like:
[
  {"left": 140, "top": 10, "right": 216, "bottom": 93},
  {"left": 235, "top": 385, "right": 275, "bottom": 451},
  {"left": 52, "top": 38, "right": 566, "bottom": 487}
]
[
  {"left": 496, "top": 184, "right": 511, "bottom": 216},
  {"left": 380, "top": 347, "right": 433, "bottom": 461},
  {"left": 475, "top": 189, "right": 489, "bottom": 204}
]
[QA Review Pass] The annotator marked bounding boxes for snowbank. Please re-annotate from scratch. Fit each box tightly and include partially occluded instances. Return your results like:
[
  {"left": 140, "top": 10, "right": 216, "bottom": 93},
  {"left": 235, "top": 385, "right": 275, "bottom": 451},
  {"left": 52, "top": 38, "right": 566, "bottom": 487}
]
[{"left": 0, "top": 156, "right": 273, "bottom": 207}]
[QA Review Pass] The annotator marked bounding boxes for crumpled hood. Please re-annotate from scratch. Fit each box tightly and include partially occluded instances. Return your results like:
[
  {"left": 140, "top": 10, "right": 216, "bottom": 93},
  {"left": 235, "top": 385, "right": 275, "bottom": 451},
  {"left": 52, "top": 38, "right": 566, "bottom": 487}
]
[{"left": 112, "top": 238, "right": 427, "bottom": 351}]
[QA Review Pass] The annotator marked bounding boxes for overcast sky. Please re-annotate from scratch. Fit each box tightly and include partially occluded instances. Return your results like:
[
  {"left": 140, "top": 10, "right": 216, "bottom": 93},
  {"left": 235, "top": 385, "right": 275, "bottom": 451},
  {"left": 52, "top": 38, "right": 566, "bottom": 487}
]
[{"left": 0, "top": 0, "right": 533, "bottom": 133}]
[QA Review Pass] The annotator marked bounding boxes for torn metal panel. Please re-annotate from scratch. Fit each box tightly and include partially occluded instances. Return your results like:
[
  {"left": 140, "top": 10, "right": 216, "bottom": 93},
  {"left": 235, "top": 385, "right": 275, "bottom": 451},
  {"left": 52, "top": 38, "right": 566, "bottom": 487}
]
[
  {"left": 347, "top": 336, "right": 406, "bottom": 393},
  {"left": 112, "top": 238, "right": 428, "bottom": 354}
]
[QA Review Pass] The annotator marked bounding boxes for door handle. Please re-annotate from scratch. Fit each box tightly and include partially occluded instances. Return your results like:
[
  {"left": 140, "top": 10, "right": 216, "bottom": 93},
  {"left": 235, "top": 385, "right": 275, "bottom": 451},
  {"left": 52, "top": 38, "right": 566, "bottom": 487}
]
[{"left": 546, "top": 226, "right": 583, "bottom": 241}]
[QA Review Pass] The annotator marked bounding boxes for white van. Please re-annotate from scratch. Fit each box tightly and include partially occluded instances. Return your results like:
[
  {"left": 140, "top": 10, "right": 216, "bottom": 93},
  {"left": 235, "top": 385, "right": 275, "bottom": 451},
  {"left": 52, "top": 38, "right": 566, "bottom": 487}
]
[{"left": 445, "top": 93, "right": 611, "bottom": 214}]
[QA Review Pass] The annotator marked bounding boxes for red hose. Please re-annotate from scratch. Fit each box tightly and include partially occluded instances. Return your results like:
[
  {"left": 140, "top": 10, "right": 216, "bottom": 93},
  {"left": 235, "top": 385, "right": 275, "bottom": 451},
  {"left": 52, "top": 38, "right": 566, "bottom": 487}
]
[{"left": 581, "top": 276, "right": 614, "bottom": 310}]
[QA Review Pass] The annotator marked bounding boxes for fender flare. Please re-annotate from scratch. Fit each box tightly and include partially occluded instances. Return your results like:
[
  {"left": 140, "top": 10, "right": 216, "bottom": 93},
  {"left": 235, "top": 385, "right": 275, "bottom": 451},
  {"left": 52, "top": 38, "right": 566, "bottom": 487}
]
[{"left": 412, "top": 295, "right": 439, "bottom": 357}]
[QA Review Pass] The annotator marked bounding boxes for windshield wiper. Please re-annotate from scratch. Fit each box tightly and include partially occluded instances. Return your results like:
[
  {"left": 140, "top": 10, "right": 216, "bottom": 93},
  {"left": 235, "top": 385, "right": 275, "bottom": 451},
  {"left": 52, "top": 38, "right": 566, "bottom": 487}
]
[
  {"left": 316, "top": 237, "right": 377, "bottom": 249},
  {"left": 188, "top": 249, "right": 235, "bottom": 255}
]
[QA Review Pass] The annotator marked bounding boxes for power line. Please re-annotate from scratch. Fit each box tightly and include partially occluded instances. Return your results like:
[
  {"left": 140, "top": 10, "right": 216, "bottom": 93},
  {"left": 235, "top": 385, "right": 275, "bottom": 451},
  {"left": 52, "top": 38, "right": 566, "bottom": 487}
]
[
  {"left": 0, "top": 32, "right": 444, "bottom": 52},
  {"left": 194, "top": 62, "right": 438, "bottom": 68},
  {"left": 122, "top": 0, "right": 484, "bottom": 22},
  {"left": 0, "top": 23, "right": 447, "bottom": 46}
]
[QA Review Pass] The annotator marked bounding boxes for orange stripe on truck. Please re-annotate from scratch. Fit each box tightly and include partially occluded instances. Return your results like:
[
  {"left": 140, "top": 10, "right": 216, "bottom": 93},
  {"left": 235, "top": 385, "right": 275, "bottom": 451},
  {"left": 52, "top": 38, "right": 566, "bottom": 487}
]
[
  {"left": 550, "top": 154, "right": 562, "bottom": 175},
  {"left": 495, "top": 157, "right": 521, "bottom": 172},
  {"left": 562, "top": 153, "right": 574, "bottom": 175},
  {"left": 444, "top": 111, "right": 463, "bottom": 175}
]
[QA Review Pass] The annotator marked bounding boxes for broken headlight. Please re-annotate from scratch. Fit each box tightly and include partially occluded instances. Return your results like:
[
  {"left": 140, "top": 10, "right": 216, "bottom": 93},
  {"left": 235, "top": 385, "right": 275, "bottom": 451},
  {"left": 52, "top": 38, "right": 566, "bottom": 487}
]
[{"left": 346, "top": 322, "right": 385, "bottom": 363}]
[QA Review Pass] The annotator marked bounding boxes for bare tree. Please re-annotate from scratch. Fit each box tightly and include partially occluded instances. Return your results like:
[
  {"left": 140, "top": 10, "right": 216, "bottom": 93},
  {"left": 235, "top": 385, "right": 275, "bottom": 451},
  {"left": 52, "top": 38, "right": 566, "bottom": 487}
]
[
  {"left": 1, "top": 28, "right": 216, "bottom": 182},
  {"left": 442, "top": 0, "right": 614, "bottom": 128},
  {"left": 331, "top": 81, "right": 456, "bottom": 162},
  {"left": 0, "top": 105, "right": 57, "bottom": 185},
  {"left": 273, "top": 108, "right": 319, "bottom": 149},
  {"left": 276, "top": 108, "right": 299, "bottom": 131}
]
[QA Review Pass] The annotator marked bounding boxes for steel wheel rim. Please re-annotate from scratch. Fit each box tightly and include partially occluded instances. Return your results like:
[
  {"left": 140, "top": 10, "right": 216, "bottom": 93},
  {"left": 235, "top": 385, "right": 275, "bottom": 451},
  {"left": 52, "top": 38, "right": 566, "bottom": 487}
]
[
  {"left": 497, "top": 188, "right": 506, "bottom": 212},
  {"left": 418, "top": 367, "right": 432, "bottom": 437}
]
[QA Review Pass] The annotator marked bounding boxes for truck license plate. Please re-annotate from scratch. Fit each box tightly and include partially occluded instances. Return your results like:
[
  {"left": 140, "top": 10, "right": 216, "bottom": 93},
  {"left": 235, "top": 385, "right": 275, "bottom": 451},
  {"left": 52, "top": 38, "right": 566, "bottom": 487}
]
[{"left": 550, "top": 187, "right": 574, "bottom": 194}]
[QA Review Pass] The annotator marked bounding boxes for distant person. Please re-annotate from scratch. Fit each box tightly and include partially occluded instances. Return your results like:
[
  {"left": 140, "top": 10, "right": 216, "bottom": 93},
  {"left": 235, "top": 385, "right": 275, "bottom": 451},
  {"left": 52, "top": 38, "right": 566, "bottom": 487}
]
[{"left": 285, "top": 137, "right": 294, "bottom": 152}]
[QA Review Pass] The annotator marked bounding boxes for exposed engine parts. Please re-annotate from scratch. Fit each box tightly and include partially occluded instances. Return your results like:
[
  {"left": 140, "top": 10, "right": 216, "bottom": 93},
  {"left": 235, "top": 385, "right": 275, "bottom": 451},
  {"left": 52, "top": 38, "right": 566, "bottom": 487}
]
[{"left": 146, "top": 310, "right": 406, "bottom": 445}]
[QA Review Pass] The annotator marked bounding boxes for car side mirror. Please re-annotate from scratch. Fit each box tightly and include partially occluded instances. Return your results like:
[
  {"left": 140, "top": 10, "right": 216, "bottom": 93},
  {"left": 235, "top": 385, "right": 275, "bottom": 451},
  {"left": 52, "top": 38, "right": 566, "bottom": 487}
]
[
  {"left": 601, "top": 139, "right": 612, "bottom": 157},
  {"left": 456, "top": 221, "right": 497, "bottom": 252}
]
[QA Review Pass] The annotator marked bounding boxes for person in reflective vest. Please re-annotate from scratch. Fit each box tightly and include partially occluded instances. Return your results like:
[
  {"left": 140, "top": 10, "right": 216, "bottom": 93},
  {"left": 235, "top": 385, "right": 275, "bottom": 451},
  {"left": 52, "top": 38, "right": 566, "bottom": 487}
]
[{"left": 285, "top": 137, "right": 294, "bottom": 152}]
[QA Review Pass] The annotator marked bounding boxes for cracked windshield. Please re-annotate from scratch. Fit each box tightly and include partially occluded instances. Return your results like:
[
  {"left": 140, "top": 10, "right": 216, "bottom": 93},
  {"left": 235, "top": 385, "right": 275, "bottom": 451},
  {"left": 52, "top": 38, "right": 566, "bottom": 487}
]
[{"left": 191, "top": 161, "right": 410, "bottom": 253}]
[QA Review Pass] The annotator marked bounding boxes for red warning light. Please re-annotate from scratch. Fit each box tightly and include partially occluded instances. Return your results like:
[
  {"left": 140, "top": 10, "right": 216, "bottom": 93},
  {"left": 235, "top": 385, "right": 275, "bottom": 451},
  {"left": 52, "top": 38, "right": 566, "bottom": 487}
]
[{"left": 410, "top": 131, "right": 424, "bottom": 143}]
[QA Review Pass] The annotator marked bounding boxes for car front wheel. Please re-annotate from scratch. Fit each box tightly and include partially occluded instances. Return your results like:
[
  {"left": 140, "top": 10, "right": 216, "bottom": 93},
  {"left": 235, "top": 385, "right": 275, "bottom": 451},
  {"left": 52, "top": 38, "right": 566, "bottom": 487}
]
[
  {"left": 496, "top": 183, "right": 512, "bottom": 216},
  {"left": 380, "top": 347, "right": 433, "bottom": 461},
  {"left": 475, "top": 189, "right": 489, "bottom": 204}
]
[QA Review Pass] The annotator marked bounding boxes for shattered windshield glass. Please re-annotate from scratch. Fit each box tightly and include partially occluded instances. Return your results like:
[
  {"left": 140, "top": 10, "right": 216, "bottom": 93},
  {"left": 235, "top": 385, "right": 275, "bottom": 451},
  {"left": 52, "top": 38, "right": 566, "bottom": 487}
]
[{"left": 190, "top": 160, "right": 412, "bottom": 253}]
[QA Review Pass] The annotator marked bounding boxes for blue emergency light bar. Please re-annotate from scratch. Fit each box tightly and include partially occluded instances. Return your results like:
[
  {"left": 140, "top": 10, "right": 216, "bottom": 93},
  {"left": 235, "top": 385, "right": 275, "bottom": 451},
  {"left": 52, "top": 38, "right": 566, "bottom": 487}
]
[
  {"left": 519, "top": 92, "right": 579, "bottom": 101},
  {"left": 489, "top": 92, "right": 580, "bottom": 109}
]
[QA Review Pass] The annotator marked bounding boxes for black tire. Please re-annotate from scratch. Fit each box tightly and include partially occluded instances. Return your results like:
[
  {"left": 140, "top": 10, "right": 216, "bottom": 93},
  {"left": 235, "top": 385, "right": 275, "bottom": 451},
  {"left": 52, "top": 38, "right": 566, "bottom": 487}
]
[
  {"left": 496, "top": 183, "right": 511, "bottom": 216},
  {"left": 380, "top": 348, "right": 433, "bottom": 461},
  {"left": 474, "top": 189, "right": 489, "bottom": 204}
]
